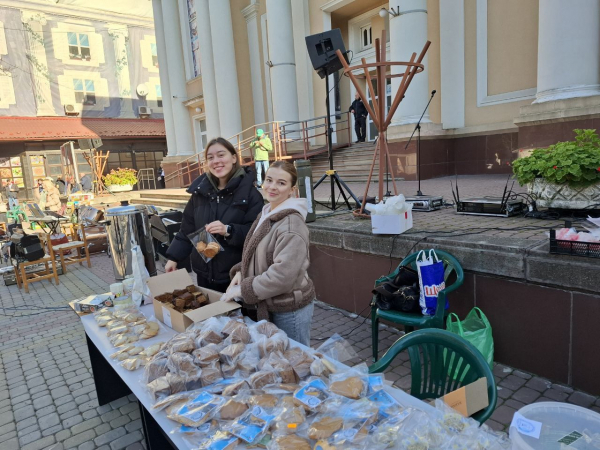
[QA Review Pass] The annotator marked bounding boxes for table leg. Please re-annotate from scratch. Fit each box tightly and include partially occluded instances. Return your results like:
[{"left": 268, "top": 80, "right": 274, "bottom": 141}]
[
  {"left": 85, "top": 334, "right": 131, "bottom": 406},
  {"left": 138, "top": 400, "right": 177, "bottom": 450}
]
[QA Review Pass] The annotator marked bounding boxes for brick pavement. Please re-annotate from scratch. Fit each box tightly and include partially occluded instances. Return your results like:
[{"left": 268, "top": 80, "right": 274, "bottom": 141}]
[{"left": 0, "top": 252, "right": 598, "bottom": 449}]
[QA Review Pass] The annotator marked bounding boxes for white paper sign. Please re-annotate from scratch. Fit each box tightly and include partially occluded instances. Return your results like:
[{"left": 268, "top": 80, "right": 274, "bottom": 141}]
[
  {"left": 305, "top": 176, "right": 313, "bottom": 213},
  {"left": 510, "top": 412, "right": 542, "bottom": 439},
  {"left": 162, "top": 306, "right": 172, "bottom": 329}
]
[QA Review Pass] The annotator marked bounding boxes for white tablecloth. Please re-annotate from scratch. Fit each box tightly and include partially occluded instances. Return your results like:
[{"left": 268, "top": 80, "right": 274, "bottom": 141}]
[{"left": 80, "top": 304, "right": 433, "bottom": 449}]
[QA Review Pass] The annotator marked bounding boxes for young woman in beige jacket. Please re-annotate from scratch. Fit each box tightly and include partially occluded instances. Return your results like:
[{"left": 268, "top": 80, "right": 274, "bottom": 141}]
[{"left": 221, "top": 161, "right": 315, "bottom": 345}]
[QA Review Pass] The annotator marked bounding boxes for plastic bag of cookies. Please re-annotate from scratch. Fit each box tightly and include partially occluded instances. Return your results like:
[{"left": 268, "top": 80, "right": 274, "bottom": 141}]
[{"left": 188, "top": 227, "right": 224, "bottom": 263}]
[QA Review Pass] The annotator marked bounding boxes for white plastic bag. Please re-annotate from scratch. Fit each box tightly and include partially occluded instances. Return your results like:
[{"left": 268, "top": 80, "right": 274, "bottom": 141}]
[{"left": 131, "top": 241, "right": 152, "bottom": 307}]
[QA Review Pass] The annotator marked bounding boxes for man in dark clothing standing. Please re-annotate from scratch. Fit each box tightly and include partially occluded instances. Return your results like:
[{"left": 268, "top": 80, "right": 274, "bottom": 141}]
[{"left": 349, "top": 92, "right": 368, "bottom": 143}]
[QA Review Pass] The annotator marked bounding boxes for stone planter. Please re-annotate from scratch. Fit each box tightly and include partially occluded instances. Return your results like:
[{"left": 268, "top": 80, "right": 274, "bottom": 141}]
[
  {"left": 106, "top": 184, "right": 133, "bottom": 193},
  {"left": 528, "top": 179, "right": 600, "bottom": 209}
]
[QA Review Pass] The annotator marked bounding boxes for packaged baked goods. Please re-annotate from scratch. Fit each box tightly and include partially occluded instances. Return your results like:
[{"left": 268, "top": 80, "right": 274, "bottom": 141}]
[
  {"left": 217, "top": 399, "right": 249, "bottom": 421},
  {"left": 121, "top": 356, "right": 147, "bottom": 371},
  {"left": 188, "top": 227, "right": 224, "bottom": 263},
  {"left": 258, "top": 330, "right": 289, "bottom": 357},
  {"left": 307, "top": 415, "right": 344, "bottom": 440},
  {"left": 272, "top": 400, "right": 306, "bottom": 436},
  {"left": 185, "top": 373, "right": 203, "bottom": 392},
  {"left": 168, "top": 334, "right": 196, "bottom": 353},
  {"left": 167, "top": 372, "right": 187, "bottom": 395},
  {"left": 247, "top": 393, "right": 279, "bottom": 408},
  {"left": 167, "top": 391, "right": 225, "bottom": 427},
  {"left": 293, "top": 378, "right": 332, "bottom": 409},
  {"left": 197, "top": 431, "right": 239, "bottom": 450},
  {"left": 254, "top": 320, "right": 280, "bottom": 338},
  {"left": 222, "top": 363, "right": 237, "bottom": 378},
  {"left": 167, "top": 352, "right": 198, "bottom": 375},
  {"left": 271, "top": 434, "right": 312, "bottom": 450},
  {"left": 141, "top": 342, "right": 164, "bottom": 358},
  {"left": 222, "top": 380, "right": 250, "bottom": 397},
  {"left": 197, "top": 330, "right": 223, "bottom": 347},
  {"left": 249, "top": 370, "right": 280, "bottom": 390},
  {"left": 144, "top": 357, "right": 169, "bottom": 383},
  {"left": 315, "top": 333, "right": 357, "bottom": 363},
  {"left": 224, "top": 321, "right": 251, "bottom": 344},
  {"left": 200, "top": 361, "right": 224, "bottom": 387},
  {"left": 261, "top": 352, "right": 298, "bottom": 384},
  {"left": 192, "top": 344, "right": 221, "bottom": 366},
  {"left": 219, "top": 343, "right": 245, "bottom": 365},
  {"left": 228, "top": 405, "right": 277, "bottom": 444},
  {"left": 283, "top": 347, "right": 313, "bottom": 380},
  {"left": 329, "top": 376, "right": 366, "bottom": 400},
  {"left": 140, "top": 321, "right": 160, "bottom": 339},
  {"left": 148, "top": 376, "right": 171, "bottom": 400}
]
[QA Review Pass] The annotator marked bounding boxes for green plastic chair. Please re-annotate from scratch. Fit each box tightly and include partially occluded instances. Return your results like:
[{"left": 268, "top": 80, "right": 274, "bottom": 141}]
[
  {"left": 371, "top": 249, "right": 464, "bottom": 362},
  {"left": 369, "top": 328, "right": 497, "bottom": 424}
]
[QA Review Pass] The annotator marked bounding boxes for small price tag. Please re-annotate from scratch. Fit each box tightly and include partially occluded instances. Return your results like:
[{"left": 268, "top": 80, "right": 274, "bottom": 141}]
[
  {"left": 510, "top": 412, "right": 542, "bottom": 439},
  {"left": 557, "top": 430, "right": 583, "bottom": 445}
]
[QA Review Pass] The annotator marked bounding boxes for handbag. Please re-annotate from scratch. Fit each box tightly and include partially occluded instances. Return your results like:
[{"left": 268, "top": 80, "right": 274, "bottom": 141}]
[
  {"left": 50, "top": 233, "right": 71, "bottom": 255},
  {"left": 447, "top": 308, "right": 494, "bottom": 372},
  {"left": 373, "top": 266, "right": 421, "bottom": 313}
]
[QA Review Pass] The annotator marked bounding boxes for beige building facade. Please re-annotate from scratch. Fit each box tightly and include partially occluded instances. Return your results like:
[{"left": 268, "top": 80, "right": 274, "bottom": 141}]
[{"left": 153, "top": 0, "right": 600, "bottom": 183}]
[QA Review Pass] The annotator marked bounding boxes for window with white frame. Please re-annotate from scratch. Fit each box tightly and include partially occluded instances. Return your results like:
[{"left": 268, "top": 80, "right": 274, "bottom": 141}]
[
  {"left": 155, "top": 84, "right": 162, "bottom": 108},
  {"left": 360, "top": 25, "right": 372, "bottom": 51},
  {"left": 73, "top": 79, "right": 96, "bottom": 105},
  {"left": 151, "top": 43, "right": 159, "bottom": 68},
  {"left": 68, "top": 32, "right": 91, "bottom": 61},
  {"left": 194, "top": 118, "right": 208, "bottom": 154}
]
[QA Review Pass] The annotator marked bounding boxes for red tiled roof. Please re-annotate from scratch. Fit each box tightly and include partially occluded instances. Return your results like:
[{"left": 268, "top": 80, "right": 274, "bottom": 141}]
[{"left": 0, "top": 117, "right": 166, "bottom": 141}]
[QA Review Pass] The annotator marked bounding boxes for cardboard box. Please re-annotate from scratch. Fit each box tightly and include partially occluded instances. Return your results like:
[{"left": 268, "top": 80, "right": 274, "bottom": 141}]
[
  {"left": 371, "top": 210, "right": 413, "bottom": 235},
  {"left": 73, "top": 294, "right": 114, "bottom": 313},
  {"left": 146, "top": 269, "right": 240, "bottom": 332},
  {"left": 442, "top": 377, "right": 489, "bottom": 417}
]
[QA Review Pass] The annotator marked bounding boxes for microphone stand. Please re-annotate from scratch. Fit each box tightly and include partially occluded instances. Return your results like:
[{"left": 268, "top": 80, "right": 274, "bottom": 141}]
[{"left": 403, "top": 90, "right": 436, "bottom": 196}]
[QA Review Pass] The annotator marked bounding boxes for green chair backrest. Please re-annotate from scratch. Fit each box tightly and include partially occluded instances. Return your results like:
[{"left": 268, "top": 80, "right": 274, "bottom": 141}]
[{"left": 369, "top": 328, "right": 497, "bottom": 424}]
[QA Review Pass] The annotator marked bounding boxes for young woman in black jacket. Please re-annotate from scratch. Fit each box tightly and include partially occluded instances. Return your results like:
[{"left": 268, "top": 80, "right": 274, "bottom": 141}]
[{"left": 164, "top": 137, "right": 264, "bottom": 292}]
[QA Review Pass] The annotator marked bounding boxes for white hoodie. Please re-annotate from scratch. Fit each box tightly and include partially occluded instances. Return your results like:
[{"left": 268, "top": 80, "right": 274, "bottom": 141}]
[{"left": 254, "top": 197, "right": 308, "bottom": 233}]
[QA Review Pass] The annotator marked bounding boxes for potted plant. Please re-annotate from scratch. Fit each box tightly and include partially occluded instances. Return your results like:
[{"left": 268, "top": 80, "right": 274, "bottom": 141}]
[
  {"left": 102, "top": 168, "right": 138, "bottom": 193},
  {"left": 512, "top": 129, "right": 600, "bottom": 209}
]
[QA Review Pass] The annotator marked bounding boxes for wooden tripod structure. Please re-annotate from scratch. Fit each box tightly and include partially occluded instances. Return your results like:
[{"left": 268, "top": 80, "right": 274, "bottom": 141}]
[
  {"left": 336, "top": 30, "right": 430, "bottom": 214},
  {"left": 83, "top": 149, "right": 110, "bottom": 195}
]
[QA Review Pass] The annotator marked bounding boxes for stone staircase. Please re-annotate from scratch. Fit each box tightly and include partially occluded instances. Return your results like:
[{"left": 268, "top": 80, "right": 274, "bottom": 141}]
[{"left": 308, "top": 141, "right": 397, "bottom": 183}]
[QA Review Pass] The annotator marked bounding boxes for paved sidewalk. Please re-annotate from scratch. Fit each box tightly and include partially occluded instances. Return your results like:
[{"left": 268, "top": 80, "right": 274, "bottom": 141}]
[{"left": 0, "top": 253, "right": 598, "bottom": 449}]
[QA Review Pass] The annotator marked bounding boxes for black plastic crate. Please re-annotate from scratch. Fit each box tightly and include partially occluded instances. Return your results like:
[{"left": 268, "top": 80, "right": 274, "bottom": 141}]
[{"left": 549, "top": 229, "right": 600, "bottom": 259}]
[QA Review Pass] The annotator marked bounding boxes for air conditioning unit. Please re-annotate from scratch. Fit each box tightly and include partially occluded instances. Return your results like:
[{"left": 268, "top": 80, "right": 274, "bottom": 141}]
[
  {"left": 139, "top": 106, "right": 151, "bottom": 117},
  {"left": 64, "top": 104, "right": 80, "bottom": 116}
]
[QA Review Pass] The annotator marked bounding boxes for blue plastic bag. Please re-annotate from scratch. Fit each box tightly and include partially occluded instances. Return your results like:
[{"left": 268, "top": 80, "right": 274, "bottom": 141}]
[{"left": 416, "top": 249, "right": 446, "bottom": 316}]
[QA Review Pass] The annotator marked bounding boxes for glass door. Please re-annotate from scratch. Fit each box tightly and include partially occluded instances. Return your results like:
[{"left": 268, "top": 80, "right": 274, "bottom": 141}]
[{"left": 367, "top": 77, "right": 391, "bottom": 142}]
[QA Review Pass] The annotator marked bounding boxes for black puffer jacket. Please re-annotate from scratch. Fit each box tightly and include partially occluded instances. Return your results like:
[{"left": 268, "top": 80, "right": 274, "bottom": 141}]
[{"left": 166, "top": 167, "right": 263, "bottom": 285}]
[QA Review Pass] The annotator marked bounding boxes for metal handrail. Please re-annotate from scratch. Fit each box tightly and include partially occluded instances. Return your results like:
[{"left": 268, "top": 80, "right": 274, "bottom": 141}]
[
  {"left": 137, "top": 168, "right": 156, "bottom": 190},
  {"left": 165, "top": 112, "right": 353, "bottom": 187}
]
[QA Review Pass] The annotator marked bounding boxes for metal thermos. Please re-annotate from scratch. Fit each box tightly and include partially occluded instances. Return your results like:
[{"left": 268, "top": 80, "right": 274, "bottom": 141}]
[
  {"left": 104, "top": 203, "right": 156, "bottom": 280},
  {"left": 294, "top": 160, "right": 316, "bottom": 223}
]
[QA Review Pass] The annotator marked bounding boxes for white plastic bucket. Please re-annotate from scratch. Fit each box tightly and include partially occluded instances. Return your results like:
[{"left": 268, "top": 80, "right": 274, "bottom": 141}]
[{"left": 510, "top": 402, "right": 600, "bottom": 450}]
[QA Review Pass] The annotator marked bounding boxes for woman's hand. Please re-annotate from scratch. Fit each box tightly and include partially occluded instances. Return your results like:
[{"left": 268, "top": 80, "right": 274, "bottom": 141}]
[
  {"left": 205, "top": 220, "right": 228, "bottom": 236},
  {"left": 220, "top": 285, "right": 241, "bottom": 302},
  {"left": 230, "top": 272, "right": 242, "bottom": 287},
  {"left": 164, "top": 260, "right": 178, "bottom": 273}
]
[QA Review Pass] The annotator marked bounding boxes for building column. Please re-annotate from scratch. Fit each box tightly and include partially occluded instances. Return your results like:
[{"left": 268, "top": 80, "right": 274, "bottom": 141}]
[
  {"left": 208, "top": 0, "right": 242, "bottom": 139},
  {"left": 107, "top": 25, "right": 135, "bottom": 118},
  {"left": 160, "top": 0, "right": 195, "bottom": 156},
  {"left": 242, "top": 1, "right": 265, "bottom": 126},
  {"left": 151, "top": 0, "right": 177, "bottom": 156},
  {"left": 196, "top": 0, "right": 220, "bottom": 139},
  {"left": 266, "top": 0, "right": 300, "bottom": 124},
  {"left": 22, "top": 13, "right": 55, "bottom": 116},
  {"left": 535, "top": 0, "right": 600, "bottom": 103},
  {"left": 389, "top": 0, "right": 430, "bottom": 125}
]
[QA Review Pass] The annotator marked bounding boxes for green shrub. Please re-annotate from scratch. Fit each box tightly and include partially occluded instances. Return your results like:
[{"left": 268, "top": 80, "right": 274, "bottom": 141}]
[
  {"left": 512, "top": 129, "right": 600, "bottom": 188},
  {"left": 102, "top": 168, "right": 138, "bottom": 186}
]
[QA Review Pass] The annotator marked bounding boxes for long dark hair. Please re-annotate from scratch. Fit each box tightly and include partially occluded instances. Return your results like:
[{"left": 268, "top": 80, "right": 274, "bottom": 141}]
[{"left": 204, "top": 137, "right": 240, "bottom": 183}]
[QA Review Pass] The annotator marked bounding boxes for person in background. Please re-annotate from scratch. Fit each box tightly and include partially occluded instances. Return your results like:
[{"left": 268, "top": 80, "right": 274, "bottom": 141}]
[
  {"left": 80, "top": 172, "right": 92, "bottom": 193},
  {"left": 250, "top": 129, "right": 272, "bottom": 188},
  {"left": 349, "top": 92, "right": 368, "bottom": 143},
  {"left": 55, "top": 177, "right": 67, "bottom": 196},
  {"left": 221, "top": 161, "right": 315, "bottom": 346},
  {"left": 164, "top": 137, "right": 264, "bottom": 292},
  {"left": 6, "top": 180, "right": 19, "bottom": 210},
  {"left": 157, "top": 164, "right": 166, "bottom": 189},
  {"left": 40, "top": 178, "right": 61, "bottom": 212}
]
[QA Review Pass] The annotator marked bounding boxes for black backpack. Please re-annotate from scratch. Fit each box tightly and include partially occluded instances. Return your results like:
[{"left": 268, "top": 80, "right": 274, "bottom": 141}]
[{"left": 11, "top": 234, "right": 45, "bottom": 262}]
